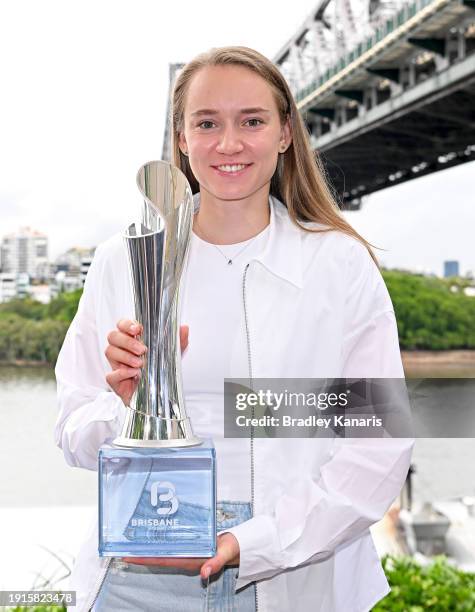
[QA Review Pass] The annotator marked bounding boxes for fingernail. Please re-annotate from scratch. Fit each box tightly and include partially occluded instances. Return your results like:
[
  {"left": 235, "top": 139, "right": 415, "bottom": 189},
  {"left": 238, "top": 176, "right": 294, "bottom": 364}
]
[{"left": 130, "top": 325, "right": 139, "bottom": 333}]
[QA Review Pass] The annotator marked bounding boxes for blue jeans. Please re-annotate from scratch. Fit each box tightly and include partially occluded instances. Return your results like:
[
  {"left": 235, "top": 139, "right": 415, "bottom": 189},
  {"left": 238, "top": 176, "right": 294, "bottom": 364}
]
[{"left": 92, "top": 501, "right": 256, "bottom": 612}]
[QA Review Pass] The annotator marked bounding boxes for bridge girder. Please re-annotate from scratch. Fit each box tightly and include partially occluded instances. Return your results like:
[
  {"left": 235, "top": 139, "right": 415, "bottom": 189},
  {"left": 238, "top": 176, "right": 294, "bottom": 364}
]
[{"left": 273, "top": 0, "right": 475, "bottom": 207}]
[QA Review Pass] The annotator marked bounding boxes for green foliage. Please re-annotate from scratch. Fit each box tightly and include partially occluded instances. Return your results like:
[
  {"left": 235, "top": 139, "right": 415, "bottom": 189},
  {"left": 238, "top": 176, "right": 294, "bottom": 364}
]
[
  {"left": 0, "top": 289, "right": 82, "bottom": 324},
  {"left": 0, "top": 297, "right": 47, "bottom": 320},
  {"left": 0, "top": 314, "right": 69, "bottom": 363},
  {"left": 45, "top": 289, "right": 83, "bottom": 322},
  {"left": 382, "top": 270, "right": 475, "bottom": 350},
  {"left": 0, "top": 290, "right": 82, "bottom": 364},
  {"left": 372, "top": 554, "right": 475, "bottom": 611},
  {"left": 1, "top": 269, "right": 474, "bottom": 363}
]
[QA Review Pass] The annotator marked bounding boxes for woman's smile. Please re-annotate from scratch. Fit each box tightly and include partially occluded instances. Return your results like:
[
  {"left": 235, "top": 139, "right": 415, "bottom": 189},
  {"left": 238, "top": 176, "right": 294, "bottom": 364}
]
[{"left": 211, "top": 162, "right": 253, "bottom": 177}]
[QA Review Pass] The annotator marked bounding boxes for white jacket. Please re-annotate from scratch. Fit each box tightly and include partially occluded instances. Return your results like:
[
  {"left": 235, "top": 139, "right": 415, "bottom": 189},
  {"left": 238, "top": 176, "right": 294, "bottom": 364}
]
[{"left": 54, "top": 196, "right": 414, "bottom": 612}]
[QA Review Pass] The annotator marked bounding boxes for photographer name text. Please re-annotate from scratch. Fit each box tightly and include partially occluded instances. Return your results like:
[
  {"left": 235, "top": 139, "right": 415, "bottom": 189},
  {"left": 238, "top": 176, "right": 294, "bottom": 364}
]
[{"left": 235, "top": 414, "right": 383, "bottom": 428}]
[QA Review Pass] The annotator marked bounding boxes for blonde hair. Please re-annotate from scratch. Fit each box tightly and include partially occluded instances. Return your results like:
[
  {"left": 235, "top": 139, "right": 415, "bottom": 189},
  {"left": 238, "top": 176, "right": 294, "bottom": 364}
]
[{"left": 171, "top": 46, "right": 377, "bottom": 264}]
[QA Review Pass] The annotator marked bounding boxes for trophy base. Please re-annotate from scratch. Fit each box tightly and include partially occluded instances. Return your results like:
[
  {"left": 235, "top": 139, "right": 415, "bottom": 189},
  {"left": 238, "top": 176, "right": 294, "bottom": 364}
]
[
  {"left": 113, "top": 436, "right": 202, "bottom": 448},
  {"left": 98, "top": 440, "right": 217, "bottom": 558},
  {"left": 117, "top": 408, "right": 200, "bottom": 448}
]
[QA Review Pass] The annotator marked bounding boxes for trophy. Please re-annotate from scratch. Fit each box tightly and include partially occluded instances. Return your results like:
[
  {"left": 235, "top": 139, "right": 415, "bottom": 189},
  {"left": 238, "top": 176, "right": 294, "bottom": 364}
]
[{"left": 98, "top": 161, "right": 217, "bottom": 558}]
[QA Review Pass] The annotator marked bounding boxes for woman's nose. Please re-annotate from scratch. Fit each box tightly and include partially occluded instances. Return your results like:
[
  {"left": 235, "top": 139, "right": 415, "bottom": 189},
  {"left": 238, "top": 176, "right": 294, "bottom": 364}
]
[{"left": 215, "top": 127, "right": 244, "bottom": 155}]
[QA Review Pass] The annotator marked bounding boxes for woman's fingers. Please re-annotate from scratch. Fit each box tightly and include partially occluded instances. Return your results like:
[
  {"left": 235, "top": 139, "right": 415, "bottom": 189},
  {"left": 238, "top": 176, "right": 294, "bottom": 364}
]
[
  {"left": 106, "top": 329, "right": 147, "bottom": 357},
  {"left": 105, "top": 345, "right": 144, "bottom": 369},
  {"left": 117, "top": 319, "right": 143, "bottom": 337},
  {"left": 200, "top": 533, "right": 240, "bottom": 579},
  {"left": 105, "top": 321, "right": 189, "bottom": 405},
  {"left": 106, "top": 367, "right": 141, "bottom": 389}
]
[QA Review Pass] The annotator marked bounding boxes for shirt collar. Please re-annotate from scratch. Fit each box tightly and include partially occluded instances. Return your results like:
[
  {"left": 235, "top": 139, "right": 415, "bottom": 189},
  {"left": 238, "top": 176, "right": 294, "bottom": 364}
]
[{"left": 192, "top": 192, "right": 303, "bottom": 289}]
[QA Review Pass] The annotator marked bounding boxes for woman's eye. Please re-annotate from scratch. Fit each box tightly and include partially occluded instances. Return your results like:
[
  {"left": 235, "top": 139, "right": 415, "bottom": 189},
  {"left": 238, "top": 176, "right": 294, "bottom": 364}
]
[
  {"left": 245, "top": 118, "right": 264, "bottom": 127},
  {"left": 198, "top": 121, "right": 215, "bottom": 129}
]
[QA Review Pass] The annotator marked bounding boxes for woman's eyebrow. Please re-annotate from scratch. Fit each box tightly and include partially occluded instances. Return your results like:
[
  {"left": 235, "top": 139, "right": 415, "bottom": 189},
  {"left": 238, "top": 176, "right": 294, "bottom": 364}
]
[
  {"left": 190, "top": 107, "right": 271, "bottom": 117},
  {"left": 240, "top": 107, "right": 271, "bottom": 114},
  {"left": 191, "top": 109, "right": 219, "bottom": 117}
]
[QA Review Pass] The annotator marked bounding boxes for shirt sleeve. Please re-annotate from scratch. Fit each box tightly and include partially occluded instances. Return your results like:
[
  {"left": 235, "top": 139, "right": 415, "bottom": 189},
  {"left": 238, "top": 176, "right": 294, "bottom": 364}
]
[
  {"left": 224, "top": 238, "right": 415, "bottom": 590},
  {"left": 54, "top": 242, "right": 126, "bottom": 471}
]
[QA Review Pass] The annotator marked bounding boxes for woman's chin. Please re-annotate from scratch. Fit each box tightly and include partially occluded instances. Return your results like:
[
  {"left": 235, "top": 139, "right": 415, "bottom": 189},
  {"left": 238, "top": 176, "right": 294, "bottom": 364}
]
[{"left": 201, "top": 185, "right": 256, "bottom": 202}]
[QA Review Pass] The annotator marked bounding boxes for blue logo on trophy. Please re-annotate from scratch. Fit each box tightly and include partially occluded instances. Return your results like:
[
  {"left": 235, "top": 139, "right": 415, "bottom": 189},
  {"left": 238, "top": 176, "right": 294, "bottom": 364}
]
[{"left": 98, "top": 161, "right": 217, "bottom": 558}]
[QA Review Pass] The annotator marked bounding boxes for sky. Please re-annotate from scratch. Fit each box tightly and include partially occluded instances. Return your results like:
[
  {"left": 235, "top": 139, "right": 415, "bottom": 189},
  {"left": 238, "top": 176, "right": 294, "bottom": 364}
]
[{"left": 1, "top": 0, "right": 473, "bottom": 277}]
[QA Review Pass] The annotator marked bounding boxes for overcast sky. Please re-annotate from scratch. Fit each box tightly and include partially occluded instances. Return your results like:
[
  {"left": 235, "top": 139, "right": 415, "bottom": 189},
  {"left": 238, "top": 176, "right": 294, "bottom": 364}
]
[{"left": 1, "top": 0, "right": 473, "bottom": 277}]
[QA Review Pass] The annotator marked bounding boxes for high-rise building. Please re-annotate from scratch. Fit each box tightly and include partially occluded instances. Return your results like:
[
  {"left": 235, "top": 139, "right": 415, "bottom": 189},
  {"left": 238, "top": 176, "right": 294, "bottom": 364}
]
[
  {"left": 443, "top": 260, "right": 460, "bottom": 278},
  {"left": 0, "top": 227, "right": 49, "bottom": 280}
]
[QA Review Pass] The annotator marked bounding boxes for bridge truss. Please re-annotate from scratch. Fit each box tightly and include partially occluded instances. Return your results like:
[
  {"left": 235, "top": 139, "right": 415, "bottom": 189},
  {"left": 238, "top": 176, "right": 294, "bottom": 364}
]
[{"left": 274, "top": 0, "right": 475, "bottom": 208}]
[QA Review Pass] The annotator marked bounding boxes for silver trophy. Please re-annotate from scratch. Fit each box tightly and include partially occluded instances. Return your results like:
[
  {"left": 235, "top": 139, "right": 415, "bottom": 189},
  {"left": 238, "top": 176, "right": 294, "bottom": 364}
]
[
  {"left": 114, "top": 160, "right": 200, "bottom": 447},
  {"left": 99, "top": 161, "right": 216, "bottom": 558}
]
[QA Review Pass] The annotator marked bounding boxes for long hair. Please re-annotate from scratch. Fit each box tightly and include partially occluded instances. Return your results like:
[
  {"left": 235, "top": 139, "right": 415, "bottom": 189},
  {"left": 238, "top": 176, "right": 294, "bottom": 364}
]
[{"left": 170, "top": 46, "right": 377, "bottom": 263}]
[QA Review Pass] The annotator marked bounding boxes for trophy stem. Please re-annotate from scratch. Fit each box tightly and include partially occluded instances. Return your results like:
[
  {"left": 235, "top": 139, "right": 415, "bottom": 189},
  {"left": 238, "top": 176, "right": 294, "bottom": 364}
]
[{"left": 114, "top": 161, "right": 199, "bottom": 448}]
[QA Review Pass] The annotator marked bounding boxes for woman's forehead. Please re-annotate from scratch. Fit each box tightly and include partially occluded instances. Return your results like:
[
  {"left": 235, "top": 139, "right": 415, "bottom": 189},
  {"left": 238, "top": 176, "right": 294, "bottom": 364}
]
[{"left": 185, "top": 65, "right": 277, "bottom": 111}]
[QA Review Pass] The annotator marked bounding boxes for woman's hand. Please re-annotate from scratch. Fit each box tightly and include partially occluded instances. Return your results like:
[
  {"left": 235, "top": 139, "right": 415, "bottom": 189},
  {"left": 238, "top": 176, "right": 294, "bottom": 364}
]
[
  {"left": 122, "top": 532, "right": 240, "bottom": 580},
  {"left": 105, "top": 319, "right": 189, "bottom": 406}
]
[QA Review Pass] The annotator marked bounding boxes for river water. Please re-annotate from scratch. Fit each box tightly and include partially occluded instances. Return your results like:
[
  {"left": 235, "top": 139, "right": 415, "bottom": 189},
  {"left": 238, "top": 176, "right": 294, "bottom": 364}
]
[{"left": 0, "top": 365, "right": 474, "bottom": 590}]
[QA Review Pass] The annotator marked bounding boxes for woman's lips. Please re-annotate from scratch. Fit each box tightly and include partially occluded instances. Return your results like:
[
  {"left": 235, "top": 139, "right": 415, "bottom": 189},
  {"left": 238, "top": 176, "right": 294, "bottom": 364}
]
[{"left": 211, "top": 163, "right": 253, "bottom": 177}]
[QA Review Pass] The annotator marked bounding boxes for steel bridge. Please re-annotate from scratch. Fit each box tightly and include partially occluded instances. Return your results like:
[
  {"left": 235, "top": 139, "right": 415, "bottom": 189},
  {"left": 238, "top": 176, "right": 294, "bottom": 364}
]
[
  {"left": 274, "top": 0, "right": 475, "bottom": 208},
  {"left": 162, "top": 0, "right": 475, "bottom": 208}
]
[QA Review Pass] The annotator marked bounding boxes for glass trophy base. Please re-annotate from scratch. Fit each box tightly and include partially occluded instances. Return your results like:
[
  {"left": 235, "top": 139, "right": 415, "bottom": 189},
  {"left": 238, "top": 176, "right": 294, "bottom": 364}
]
[{"left": 98, "top": 439, "right": 216, "bottom": 558}]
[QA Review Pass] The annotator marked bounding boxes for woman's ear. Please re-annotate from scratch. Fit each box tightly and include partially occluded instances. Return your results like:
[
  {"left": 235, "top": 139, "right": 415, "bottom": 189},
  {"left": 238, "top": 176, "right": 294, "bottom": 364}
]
[
  {"left": 279, "top": 115, "right": 292, "bottom": 152},
  {"left": 178, "top": 132, "right": 188, "bottom": 156}
]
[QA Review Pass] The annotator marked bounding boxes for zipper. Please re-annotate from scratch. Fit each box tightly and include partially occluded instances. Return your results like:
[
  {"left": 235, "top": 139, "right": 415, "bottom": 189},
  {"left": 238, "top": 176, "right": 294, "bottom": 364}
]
[
  {"left": 242, "top": 262, "right": 260, "bottom": 612},
  {"left": 85, "top": 557, "right": 112, "bottom": 611}
]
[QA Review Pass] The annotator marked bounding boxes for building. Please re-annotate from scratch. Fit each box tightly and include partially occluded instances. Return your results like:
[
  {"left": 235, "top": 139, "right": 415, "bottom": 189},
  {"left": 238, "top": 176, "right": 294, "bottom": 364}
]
[
  {"left": 29, "top": 284, "right": 51, "bottom": 304},
  {"left": 0, "top": 227, "right": 49, "bottom": 280},
  {"left": 50, "top": 247, "right": 95, "bottom": 296},
  {"left": 443, "top": 260, "right": 460, "bottom": 278},
  {"left": 80, "top": 255, "right": 93, "bottom": 285},
  {"left": 54, "top": 246, "right": 95, "bottom": 272},
  {"left": 16, "top": 273, "right": 30, "bottom": 299},
  {"left": 0, "top": 273, "right": 17, "bottom": 303},
  {"left": 52, "top": 270, "right": 84, "bottom": 296}
]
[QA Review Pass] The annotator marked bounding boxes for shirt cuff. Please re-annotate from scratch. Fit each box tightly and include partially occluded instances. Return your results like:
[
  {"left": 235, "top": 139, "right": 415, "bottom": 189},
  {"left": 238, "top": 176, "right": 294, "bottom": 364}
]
[{"left": 221, "top": 515, "right": 284, "bottom": 591}]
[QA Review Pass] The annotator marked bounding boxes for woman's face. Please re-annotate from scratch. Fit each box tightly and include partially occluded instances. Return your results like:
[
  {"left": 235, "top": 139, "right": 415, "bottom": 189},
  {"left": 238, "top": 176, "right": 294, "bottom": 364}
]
[{"left": 179, "top": 64, "right": 291, "bottom": 203}]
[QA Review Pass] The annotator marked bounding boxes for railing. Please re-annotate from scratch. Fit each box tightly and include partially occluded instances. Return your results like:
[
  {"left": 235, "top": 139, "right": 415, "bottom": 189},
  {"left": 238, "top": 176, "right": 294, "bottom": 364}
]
[{"left": 294, "top": 0, "right": 439, "bottom": 103}]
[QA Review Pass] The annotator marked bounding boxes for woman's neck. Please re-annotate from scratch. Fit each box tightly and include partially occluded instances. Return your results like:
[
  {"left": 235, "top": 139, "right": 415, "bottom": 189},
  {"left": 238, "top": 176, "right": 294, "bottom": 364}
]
[{"left": 193, "top": 187, "right": 270, "bottom": 245}]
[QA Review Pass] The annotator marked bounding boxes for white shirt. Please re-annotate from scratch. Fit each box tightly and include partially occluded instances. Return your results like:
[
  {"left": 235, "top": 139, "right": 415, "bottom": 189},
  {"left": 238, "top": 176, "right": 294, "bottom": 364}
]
[
  {"left": 180, "top": 226, "right": 270, "bottom": 502},
  {"left": 54, "top": 195, "right": 414, "bottom": 612}
]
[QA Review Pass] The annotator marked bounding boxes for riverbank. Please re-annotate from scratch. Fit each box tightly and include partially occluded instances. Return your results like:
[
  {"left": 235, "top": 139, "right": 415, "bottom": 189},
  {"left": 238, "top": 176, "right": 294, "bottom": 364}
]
[
  {"left": 0, "top": 359, "right": 51, "bottom": 367},
  {"left": 402, "top": 350, "right": 475, "bottom": 377},
  {"left": 2, "top": 350, "right": 475, "bottom": 372},
  {"left": 402, "top": 350, "right": 475, "bottom": 365}
]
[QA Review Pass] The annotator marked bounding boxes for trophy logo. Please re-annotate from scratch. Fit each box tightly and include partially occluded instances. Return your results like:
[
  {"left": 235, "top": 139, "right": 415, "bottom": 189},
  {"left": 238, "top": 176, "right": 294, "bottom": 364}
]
[{"left": 150, "top": 481, "right": 179, "bottom": 516}]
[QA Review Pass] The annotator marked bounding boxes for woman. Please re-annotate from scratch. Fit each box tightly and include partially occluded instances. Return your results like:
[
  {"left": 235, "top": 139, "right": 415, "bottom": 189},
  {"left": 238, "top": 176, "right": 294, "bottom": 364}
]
[{"left": 55, "top": 46, "right": 414, "bottom": 611}]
